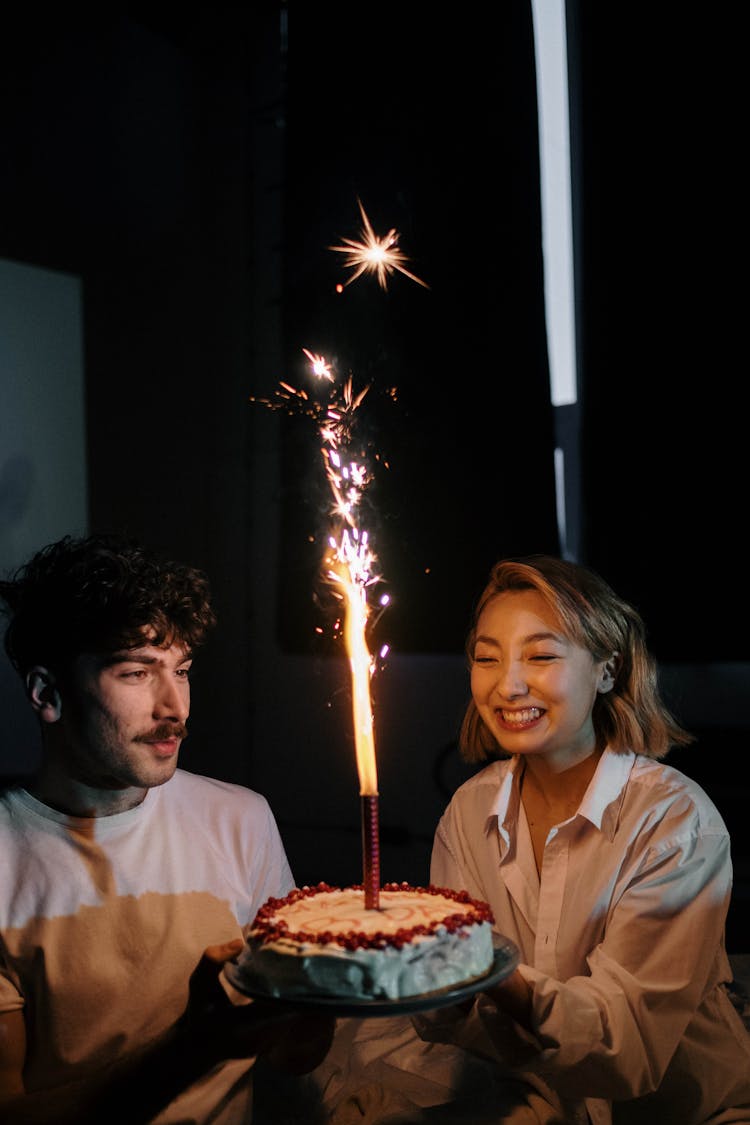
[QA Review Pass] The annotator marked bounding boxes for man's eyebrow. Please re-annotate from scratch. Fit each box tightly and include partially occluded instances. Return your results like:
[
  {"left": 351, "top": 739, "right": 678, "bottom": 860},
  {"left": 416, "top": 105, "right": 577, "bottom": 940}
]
[
  {"left": 100, "top": 652, "right": 157, "bottom": 668},
  {"left": 101, "top": 650, "right": 194, "bottom": 667}
]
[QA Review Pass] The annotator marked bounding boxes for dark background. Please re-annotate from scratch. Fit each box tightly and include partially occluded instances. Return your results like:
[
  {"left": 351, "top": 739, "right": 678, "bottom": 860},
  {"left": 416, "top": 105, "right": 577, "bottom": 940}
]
[
  {"left": 277, "top": 2, "right": 558, "bottom": 656},
  {"left": 1, "top": 3, "right": 747, "bottom": 950}
]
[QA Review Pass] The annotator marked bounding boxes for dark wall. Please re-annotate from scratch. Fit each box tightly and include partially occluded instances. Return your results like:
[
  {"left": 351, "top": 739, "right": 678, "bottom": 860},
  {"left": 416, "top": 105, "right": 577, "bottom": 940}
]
[
  {"left": 0, "top": 8, "right": 272, "bottom": 779},
  {"left": 1, "top": 5, "right": 747, "bottom": 946},
  {"left": 276, "top": 1, "right": 559, "bottom": 656},
  {"left": 4, "top": 3, "right": 745, "bottom": 715},
  {"left": 572, "top": 4, "right": 746, "bottom": 661}
]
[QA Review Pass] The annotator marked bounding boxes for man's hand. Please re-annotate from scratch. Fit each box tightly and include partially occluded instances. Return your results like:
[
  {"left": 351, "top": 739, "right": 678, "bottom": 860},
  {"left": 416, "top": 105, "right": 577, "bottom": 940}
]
[{"left": 183, "top": 940, "right": 335, "bottom": 1075}]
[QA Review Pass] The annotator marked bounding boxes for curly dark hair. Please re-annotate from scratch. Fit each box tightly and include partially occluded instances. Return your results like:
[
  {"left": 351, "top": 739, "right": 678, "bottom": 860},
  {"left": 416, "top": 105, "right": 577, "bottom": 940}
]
[{"left": 0, "top": 533, "right": 217, "bottom": 679}]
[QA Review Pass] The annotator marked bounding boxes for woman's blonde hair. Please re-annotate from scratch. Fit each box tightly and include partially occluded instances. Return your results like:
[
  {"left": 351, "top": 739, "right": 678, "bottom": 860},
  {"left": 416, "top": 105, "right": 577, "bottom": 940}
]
[{"left": 459, "top": 555, "right": 694, "bottom": 763}]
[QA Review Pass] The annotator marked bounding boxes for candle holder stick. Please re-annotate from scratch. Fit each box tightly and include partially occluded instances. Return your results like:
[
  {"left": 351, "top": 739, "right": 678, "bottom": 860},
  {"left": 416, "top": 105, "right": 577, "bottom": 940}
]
[{"left": 361, "top": 793, "right": 380, "bottom": 910}]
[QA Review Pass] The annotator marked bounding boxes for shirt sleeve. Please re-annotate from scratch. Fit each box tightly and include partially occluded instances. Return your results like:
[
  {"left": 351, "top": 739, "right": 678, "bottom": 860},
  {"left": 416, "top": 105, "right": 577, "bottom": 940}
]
[
  {"left": 243, "top": 796, "right": 296, "bottom": 930},
  {"left": 431, "top": 806, "right": 493, "bottom": 905},
  {"left": 429, "top": 787, "right": 735, "bottom": 1102},
  {"left": 513, "top": 827, "right": 733, "bottom": 1099}
]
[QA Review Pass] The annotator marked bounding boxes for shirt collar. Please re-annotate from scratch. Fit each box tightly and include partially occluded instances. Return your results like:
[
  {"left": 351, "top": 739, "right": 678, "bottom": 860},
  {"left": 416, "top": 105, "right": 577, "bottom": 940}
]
[
  {"left": 577, "top": 747, "right": 635, "bottom": 839},
  {"left": 488, "top": 747, "right": 636, "bottom": 843},
  {"left": 489, "top": 755, "right": 524, "bottom": 847}
]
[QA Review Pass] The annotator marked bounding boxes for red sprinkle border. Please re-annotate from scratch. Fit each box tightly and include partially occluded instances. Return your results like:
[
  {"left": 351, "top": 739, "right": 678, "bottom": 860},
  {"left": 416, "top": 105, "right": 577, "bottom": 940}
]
[{"left": 250, "top": 881, "right": 494, "bottom": 951}]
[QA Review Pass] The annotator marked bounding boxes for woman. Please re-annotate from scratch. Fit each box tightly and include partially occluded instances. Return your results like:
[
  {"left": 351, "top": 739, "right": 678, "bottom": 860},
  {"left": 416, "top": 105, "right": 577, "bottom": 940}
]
[{"left": 419, "top": 555, "right": 750, "bottom": 1124}]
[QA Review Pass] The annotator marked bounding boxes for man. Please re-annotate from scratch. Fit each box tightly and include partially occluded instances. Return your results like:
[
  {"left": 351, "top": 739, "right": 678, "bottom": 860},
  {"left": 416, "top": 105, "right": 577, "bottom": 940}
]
[{"left": 0, "top": 532, "right": 331, "bottom": 1124}]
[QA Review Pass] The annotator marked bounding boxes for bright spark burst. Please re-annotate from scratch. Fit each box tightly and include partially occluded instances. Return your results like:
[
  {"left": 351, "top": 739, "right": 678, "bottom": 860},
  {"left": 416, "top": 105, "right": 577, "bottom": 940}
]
[
  {"left": 302, "top": 348, "right": 334, "bottom": 382},
  {"left": 249, "top": 351, "right": 370, "bottom": 459},
  {"left": 249, "top": 347, "right": 389, "bottom": 633},
  {"left": 330, "top": 198, "right": 429, "bottom": 292},
  {"left": 251, "top": 345, "right": 390, "bottom": 797}
]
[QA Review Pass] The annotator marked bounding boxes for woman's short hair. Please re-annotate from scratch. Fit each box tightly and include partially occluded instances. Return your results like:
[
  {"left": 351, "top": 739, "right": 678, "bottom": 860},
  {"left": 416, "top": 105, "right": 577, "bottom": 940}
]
[{"left": 459, "top": 554, "right": 693, "bottom": 763}]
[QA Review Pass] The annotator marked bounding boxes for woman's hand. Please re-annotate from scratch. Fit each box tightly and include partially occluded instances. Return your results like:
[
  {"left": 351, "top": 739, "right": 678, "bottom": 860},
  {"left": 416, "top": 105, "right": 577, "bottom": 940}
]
[{"left": 483, "top": 968, "right": 533, "bottom": 1032}]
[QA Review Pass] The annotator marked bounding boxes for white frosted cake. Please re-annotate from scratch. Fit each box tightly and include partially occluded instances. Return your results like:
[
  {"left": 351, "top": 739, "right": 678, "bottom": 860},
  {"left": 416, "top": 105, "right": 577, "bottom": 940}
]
[{"left": 232, "top": 881, "right": 495, "bottom": 1002}]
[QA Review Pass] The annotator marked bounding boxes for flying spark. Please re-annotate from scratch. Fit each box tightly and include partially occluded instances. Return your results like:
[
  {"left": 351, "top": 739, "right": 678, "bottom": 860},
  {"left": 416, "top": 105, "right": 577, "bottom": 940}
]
[
  {"left": 330, "top": 198, "right": 429, "bottom": 292},
  {"left": 302, "top": 348, "right": 334, "bottom": 382},
  {"left": 249, "top": 349, "right": 391, "bottom": 625}
]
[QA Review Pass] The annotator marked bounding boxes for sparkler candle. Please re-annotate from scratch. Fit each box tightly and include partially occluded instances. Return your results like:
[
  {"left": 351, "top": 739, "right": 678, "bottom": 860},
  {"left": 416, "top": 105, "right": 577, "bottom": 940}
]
[
  {"left": 252, "top": 362, "right": 385, "bottom": 910},
  {"left": 323, "top": 392, "right": 383, "bottom": 909},
  {"left": 328, "top": 529, "right": 381, "bottom": 909},
  {"left": 250, "top": 201, "right": 427, "bottom": 911}
]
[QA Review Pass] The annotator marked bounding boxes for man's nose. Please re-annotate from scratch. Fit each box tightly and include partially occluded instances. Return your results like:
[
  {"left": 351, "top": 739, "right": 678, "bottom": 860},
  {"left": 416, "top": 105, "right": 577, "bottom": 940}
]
[{"left": 153, "top": 675, "right": 189, "bottom": 720}]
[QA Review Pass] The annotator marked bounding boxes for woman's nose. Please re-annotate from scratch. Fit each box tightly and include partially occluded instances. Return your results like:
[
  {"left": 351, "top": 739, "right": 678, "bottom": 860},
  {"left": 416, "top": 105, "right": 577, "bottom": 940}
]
[{"left": 493, "top": 660, "right": 528, "bottom": 698}]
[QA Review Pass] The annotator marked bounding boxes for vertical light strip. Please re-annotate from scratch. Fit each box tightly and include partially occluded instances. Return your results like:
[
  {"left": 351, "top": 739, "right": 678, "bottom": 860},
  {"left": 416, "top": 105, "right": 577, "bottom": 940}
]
[
  {"left": 553, "top": 446, "right": 567, "bottom": 553},
  {"left": 530, "top": 0, "right": 577, "bottom": 408},
  {"left": 530, "top": 0, "right": 579, "bottom": 558}
]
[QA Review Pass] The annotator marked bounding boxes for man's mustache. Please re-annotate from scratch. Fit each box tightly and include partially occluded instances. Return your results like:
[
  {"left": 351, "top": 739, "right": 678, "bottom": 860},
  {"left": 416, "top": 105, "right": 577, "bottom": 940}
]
[{"left": 135, "top": 723, "right": 188, "bottom": 742}]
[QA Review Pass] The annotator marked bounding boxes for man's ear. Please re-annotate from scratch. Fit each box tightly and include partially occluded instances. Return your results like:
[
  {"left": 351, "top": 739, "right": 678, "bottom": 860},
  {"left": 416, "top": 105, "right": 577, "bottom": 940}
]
[{"left": 26, "top": 666, "right": 62, "bottom": 722}]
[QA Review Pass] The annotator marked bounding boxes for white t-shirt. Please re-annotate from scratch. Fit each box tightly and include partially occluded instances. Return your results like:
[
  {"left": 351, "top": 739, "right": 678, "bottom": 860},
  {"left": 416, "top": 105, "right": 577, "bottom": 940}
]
[
  {"left": 0, "top": 768, "right": 295, "bottom": 1123},
  {"left": 427, "top": 748, "right": 750, "bottom": 1124}
]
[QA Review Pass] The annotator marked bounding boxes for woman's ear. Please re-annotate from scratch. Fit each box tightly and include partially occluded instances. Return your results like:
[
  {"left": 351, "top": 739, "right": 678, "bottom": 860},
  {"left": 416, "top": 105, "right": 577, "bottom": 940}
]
[
  {"left": 26, "top": 666, "right": 62, "bottom": 722},
  {"left": 597, "top": 653, "right": 620, "bottom": 695}
]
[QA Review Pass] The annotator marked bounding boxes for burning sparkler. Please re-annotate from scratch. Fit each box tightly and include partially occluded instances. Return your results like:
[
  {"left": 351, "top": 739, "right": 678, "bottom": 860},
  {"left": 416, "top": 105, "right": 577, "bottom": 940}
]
[
  {"left": 250, "top": 201, "right": 428, "bottom": 909},
  {"left": 250, "top": 351, "right": 385, "bottom": 906},
  {"left": 330, "top": 198, "right": 429, "bottom": 291}
]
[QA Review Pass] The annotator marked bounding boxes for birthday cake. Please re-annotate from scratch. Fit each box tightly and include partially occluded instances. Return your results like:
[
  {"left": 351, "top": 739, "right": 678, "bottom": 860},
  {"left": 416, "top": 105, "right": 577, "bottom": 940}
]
[{"left": 231, "top": 881, "right": 495, "bottom": 1002}]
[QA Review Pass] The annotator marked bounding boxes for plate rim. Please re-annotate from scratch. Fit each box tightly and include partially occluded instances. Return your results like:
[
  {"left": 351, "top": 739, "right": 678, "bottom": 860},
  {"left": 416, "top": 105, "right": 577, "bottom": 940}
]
[{"left": 223, "top": 934, "right": 520, "bottom": 1016}]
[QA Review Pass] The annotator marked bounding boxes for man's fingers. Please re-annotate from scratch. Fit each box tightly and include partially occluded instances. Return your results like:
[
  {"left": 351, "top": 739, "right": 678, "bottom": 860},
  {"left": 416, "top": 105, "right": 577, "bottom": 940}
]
[
  {"left": 201, "top": 939, "right": 244, "bottom": 965},
  {"left": 186, "top": 940, "right": 244, "bottom": 1017}
]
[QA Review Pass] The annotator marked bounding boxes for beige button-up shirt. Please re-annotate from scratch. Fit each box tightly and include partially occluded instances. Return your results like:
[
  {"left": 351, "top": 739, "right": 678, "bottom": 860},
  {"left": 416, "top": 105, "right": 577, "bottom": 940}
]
[{"left": 429, "top": 748, "right": 750, "bottom": 1124}]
